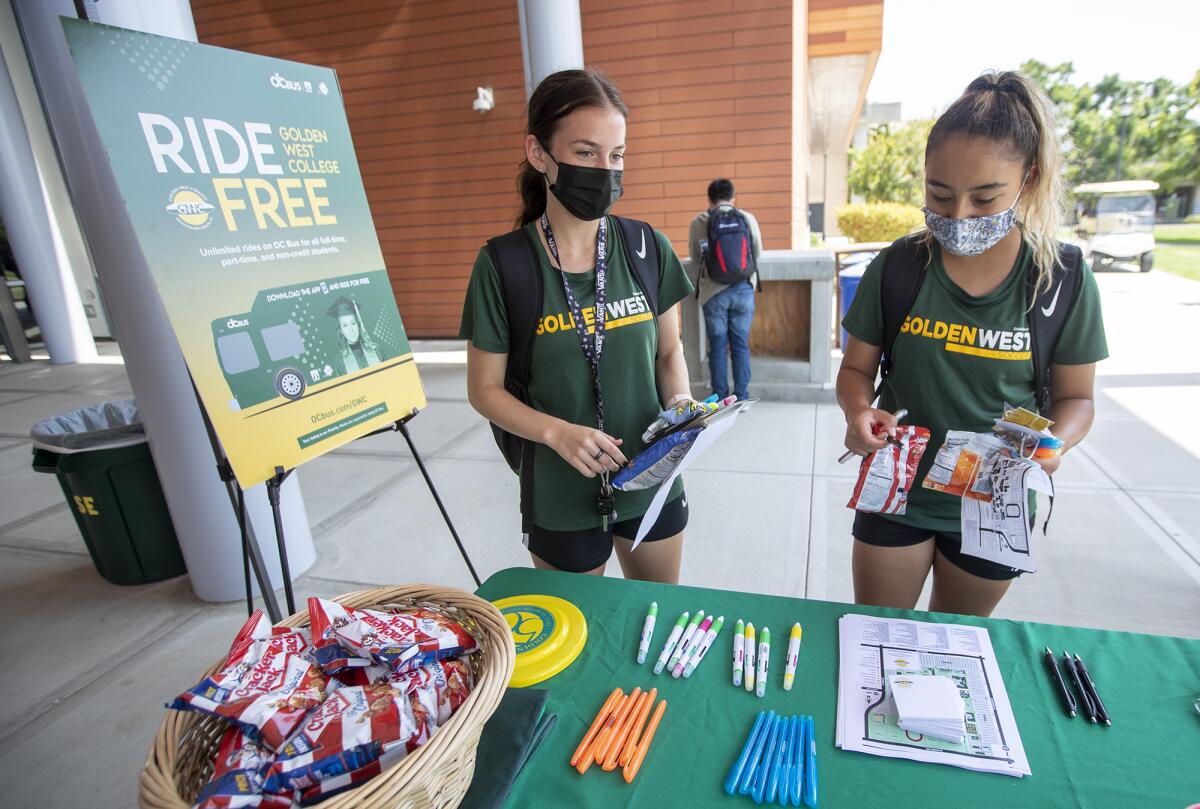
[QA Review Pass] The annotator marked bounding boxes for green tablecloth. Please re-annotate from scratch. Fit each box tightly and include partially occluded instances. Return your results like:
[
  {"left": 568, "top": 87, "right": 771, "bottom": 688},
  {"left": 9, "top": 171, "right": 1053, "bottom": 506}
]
[{"left": 476, "top": 567, "right": 1200, "bottom": 808}]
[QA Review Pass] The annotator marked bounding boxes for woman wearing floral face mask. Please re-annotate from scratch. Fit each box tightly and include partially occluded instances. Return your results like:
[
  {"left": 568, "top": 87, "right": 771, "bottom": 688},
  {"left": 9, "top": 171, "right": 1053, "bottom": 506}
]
[
  {"left": 460, "top": 69, "right": 695, "bottom": 582},
  {"left": 837, "top": 71, "right": 1108, "bottom": 616}
]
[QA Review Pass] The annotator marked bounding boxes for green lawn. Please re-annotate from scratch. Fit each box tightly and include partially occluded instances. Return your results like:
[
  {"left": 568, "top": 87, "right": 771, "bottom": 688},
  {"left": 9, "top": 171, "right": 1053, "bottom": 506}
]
[{"left": 1154, "top": 224, "right": 1200, "bottom": 281}]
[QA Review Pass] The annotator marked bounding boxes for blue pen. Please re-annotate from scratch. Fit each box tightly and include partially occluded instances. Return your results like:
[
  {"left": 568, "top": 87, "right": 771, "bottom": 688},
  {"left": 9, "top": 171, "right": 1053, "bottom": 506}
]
[
  {"left": 780, "top": 715, "right": 797, "bottom": 806},
  {"left": 740, "top": 711, "right": 775, "bottom": 794},
  {"left": 703, "top": 394, "right": 719, "bottom": 403},
  {"left": 725, "top": 711, "right": 767, "bottom": 795},
  {"left": 752, "top": 714, "right": 782, "bottom": 803},
  {"left": 803, "top": 715, "right": 817, "bottom": 808},
  {"left": 766, "top": 710, "right": 788, "bottom": 804},
  {"left": 791, "top": 715, "right": 803, "bottom": 807}
]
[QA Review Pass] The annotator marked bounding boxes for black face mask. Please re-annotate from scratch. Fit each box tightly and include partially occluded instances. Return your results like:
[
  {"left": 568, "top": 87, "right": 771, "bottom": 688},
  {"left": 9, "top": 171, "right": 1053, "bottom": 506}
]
[{"left": 543, "top": 149, "right": 623, "bottom": 221}]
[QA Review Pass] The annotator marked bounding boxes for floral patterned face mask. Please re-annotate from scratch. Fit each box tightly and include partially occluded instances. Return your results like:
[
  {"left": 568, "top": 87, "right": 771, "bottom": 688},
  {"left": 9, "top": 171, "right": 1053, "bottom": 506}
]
[{"left": 922, "top": 176, "right": 1027, "bottom": 256}]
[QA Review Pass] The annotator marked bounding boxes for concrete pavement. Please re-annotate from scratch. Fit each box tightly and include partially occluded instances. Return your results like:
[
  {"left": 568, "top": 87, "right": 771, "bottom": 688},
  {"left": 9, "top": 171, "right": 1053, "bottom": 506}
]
[{"left": 1, "top": 268, "right": 1198, "bottom": 807}]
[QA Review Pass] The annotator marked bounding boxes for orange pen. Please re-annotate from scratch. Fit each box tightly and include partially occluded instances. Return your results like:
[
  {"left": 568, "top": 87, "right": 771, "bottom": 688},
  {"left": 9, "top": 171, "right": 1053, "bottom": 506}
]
[
  {"left": 576, "top": 692, "right": 630, "bottom": 774},
  {"left": 594, "top": 687, "right": 641, "bottom": 765},
  {"left": 623, "top": 698, "right": 666, "bottom": 783},
  {"left": 618, "top": 688, "right": 657, "bottom": 767},
  {"left": 604, "top": 688, "right": 655, "bottom": 771},
  {"left": 570, "top": 688, "right": 622, "bottom": 768}
]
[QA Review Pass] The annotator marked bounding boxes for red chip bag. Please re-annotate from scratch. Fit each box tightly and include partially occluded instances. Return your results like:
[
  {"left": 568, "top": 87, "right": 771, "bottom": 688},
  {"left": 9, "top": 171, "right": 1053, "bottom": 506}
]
[
  {"left": 307, "top": 598, "right": 477, "bottom": 676},
  {"left": 171, "top": 612, "right": 327, "bottom": 750},
  {"left": 193, "top": 727, "right": 293, "bottom": 809},
  {"left": 847, "top": 425, "right": 931, "bottom": 515},
  {"left": 262, "top": 683, "right": 423, "bottom": 794}
]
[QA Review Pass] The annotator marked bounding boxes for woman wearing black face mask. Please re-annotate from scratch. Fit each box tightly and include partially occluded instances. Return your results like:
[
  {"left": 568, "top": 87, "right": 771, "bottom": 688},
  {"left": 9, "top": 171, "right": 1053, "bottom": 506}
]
[{"left": 459, "top": 69, "right": 696, "bottom": 582}]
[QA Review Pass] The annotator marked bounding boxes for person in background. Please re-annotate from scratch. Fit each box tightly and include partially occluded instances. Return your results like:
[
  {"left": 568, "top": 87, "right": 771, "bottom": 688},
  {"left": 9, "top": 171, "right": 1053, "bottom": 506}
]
[
  {"left": 837, "top": 71, "right": 1107, "bottom": 617},
  {"left": 688, "top": 179, "right": 762, "bottom": 402}
]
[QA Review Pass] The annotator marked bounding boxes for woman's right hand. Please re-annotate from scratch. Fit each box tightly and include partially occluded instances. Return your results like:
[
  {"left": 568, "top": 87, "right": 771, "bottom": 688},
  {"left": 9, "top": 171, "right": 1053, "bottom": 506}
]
[
  {"left": 545, "top": 421, "right": 627, "bottom": 477},
  {"left": 844, "top": 407, "right": 898, "bottom": 458}
]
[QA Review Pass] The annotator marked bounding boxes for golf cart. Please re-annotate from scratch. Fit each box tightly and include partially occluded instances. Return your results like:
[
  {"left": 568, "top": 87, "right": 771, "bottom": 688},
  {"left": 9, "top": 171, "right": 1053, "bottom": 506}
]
[{"left": 1073, "top": 180, "right": 1158, "bottom": 272}]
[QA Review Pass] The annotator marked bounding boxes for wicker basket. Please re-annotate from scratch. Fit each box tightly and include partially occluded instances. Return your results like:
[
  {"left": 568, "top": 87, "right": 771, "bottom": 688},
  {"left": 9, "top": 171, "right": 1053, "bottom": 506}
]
[{"left": 139, "top": 585, "right": 515, "bottom": 809}]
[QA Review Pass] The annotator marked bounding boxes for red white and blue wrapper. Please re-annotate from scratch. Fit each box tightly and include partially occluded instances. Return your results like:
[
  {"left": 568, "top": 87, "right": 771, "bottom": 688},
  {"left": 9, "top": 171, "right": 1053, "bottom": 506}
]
[
  {"left": 171, "top": 612, "right": 328, "bottom": 750},
  {"left": 307, "top": 598, "right": 477, "bottom": 676},
  {"left": 193, "top": 728, "right": 293, "bottom": 809},
  {"left": 262, "top": 684, "right": 426, "bottom": 794}
]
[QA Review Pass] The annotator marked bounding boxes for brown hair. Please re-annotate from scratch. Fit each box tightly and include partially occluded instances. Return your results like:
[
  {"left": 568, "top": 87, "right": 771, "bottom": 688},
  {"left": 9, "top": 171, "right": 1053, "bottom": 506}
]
[
  {"left": 924, "top": 70, "right": 1066, "bottom": 298},
  {"left": 515, "top": 69, "right": 628, "bottom": 228}
]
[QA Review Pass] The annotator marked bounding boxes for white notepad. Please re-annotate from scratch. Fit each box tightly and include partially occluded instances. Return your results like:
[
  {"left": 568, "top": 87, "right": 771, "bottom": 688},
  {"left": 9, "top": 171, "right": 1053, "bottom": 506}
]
[{"left": 888, "top": 674, "right": 966, "bottom": 744}]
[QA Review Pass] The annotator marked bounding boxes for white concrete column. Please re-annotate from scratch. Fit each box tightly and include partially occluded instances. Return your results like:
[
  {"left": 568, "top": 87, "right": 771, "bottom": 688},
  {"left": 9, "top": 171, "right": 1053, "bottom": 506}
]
[
  {"left": 0, "top": 46, "right": 96, "bottom": 364},
  {"left": 790, "top": 0, "right": 810, "bottom": 249},
  {"left": 518, "top": 0, "right": 584, "bottom": 98},
  {"left": 12, "top": 0, "right": 314, "bottom": 603}
]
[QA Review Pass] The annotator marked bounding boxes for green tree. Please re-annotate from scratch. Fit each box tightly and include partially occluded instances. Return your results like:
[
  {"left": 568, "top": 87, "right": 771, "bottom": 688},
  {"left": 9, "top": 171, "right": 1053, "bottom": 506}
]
[
  {"left": 1021, "top": 59, "right": 1200, "bottom": 190},
  {"left": 847, "top": 119, "right": 934, "bottom": 206}
]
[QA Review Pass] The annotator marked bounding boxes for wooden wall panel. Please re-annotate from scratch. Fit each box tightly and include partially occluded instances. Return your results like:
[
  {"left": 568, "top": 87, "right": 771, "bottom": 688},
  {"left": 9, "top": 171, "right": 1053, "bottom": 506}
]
[
  {"left": 191, "top": 0, "right": 818, "bottom": 336},
  {"left": 580, "top": 0, "right": 795, "bottom": 260},
  {"left": 191, "top": 0, "right": 526, "bottom": 337},
  {"left": 806, "top": 1, "right": 883, "bottom": 58}
]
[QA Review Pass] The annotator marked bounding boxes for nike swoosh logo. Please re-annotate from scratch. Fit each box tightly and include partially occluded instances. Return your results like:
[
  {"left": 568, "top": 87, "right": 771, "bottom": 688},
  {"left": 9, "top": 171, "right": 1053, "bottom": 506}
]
[
  {"left": 1040, "top": 281, "right": 1062, "bottom": 318},
  {"left": 636, "top": 228, "right": 647, "bottom": 259}
]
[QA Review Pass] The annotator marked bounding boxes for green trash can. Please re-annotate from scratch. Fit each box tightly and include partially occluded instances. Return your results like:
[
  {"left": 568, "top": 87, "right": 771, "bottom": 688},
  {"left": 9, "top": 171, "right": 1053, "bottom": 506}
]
[{"left": 30, "top": 401, "right": 186, "bottom": 585}]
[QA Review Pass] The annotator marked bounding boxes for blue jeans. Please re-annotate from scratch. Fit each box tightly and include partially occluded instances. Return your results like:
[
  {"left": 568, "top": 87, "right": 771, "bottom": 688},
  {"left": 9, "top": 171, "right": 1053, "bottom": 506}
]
[{"left": 703, "top": 282, "right": 755, "bottom": 400}]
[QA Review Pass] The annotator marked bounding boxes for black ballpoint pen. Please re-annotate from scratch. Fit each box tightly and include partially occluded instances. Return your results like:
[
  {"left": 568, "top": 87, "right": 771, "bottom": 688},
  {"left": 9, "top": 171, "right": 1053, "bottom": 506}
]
[
  {"left": 1043, "top": 646, "right": 1076, "bottom": 717},
  {"left": 1074, "top": 653, "right": 1111, "bottom": 726},
  {"left": 1064, "top": 651, "right": 1097, "bottom": 723}
]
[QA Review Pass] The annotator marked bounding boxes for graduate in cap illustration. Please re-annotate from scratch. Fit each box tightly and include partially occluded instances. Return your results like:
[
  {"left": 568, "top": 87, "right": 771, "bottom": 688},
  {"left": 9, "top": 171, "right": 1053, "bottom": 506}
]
[{"left": 327, "top": 296, "right": 382, "bottom": 374}]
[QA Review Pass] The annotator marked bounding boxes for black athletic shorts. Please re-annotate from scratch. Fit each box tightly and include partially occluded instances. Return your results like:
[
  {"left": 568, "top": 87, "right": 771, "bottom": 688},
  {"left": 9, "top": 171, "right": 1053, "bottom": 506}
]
[
  {"left": 525, "top": 494, "right": 689, "bottom": 573},
  {"left": 852, "top": 511, "right": 1022, "bottom": 581}
]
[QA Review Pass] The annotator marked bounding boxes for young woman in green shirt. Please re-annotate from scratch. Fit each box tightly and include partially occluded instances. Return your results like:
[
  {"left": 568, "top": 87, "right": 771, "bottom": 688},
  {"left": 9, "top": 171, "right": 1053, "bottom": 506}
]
[
  {"left": 838, "top": 71, "right": 1108, "bottom": 617},
  {"left": 460, "top": 70, "right": 696, "bottom": 582}
]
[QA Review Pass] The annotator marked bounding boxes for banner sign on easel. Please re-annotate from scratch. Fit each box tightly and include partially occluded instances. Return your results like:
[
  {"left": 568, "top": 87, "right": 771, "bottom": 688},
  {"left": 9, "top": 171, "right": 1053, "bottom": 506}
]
[{"left": 61, "top": 18, "right": 425, "bottom": 487}]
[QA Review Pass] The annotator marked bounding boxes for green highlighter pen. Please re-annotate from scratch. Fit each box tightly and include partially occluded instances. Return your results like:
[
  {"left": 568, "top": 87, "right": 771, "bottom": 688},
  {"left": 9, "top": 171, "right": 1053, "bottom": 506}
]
[
  {"left": 654, "top": 610, "right": 690, "bottom": 674},
  {"left": 667, "top": 610, "right": 705, "bottom": 672}
]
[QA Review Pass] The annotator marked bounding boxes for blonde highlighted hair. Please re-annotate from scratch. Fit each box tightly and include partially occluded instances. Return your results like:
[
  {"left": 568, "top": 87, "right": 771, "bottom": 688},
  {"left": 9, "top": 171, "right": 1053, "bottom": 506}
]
[{"left": 923, "top": 70, "right": 1066, "bottom": 299}]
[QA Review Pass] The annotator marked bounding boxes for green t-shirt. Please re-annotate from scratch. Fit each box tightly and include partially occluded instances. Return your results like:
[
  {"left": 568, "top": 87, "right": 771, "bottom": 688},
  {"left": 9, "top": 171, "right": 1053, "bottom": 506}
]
[
  {"left": 459, "top": 217, "right": 694, "bottom": 531},
  {"left": 842, "top": 240, "right": 1108, "bottom": 532}
]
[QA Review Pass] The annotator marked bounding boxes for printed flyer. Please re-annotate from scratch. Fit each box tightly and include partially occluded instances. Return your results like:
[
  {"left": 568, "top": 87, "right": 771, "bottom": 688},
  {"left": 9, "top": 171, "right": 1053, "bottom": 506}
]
[{"left": 63, "top": 18, "right": 424, "bottom": 486}]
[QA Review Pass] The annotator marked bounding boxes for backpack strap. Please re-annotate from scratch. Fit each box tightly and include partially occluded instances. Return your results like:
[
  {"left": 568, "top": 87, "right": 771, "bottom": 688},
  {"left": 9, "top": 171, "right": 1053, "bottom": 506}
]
[
  {"left": 612, "top": 215, "right": 661, "bottom": 315},
  {"left": 876, "top": 234, "right": 930, "bottom": 398},
  {"left": 1027, "top": 243, "right": 1083, "bottom": 413},
  {"left": 485, "top": 227, "right": 542, "bottom": 532}
]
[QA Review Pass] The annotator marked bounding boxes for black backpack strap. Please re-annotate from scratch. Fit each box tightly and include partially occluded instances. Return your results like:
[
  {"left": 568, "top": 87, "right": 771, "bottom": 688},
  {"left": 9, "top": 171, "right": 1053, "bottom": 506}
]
[
  {"left": 1027, "top": 243, "right": 1083, "bottom": 413},
  {"left": 485, "top": 228, "right": 542, "bottom": 532},
  {"left": 612, "top": 215, "right": 661, "bottom": 315},
  {"left": 876, "top": 234, "right": 929, "bottom": 399}
]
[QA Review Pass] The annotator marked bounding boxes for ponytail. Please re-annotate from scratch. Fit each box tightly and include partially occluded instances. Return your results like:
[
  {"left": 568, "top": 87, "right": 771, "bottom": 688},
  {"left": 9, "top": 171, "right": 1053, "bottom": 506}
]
[
  {"left": 515, "top": 68, "right": 628, "bottom": 228},
  {"left": 924, "top": 70, "right": 1066, "bottom": 299}
]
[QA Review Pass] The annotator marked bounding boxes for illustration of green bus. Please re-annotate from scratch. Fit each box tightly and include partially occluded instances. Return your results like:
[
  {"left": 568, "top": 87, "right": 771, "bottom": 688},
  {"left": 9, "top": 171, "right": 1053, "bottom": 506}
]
[{"left": 211, "top": 270, "right": 410, "bottom": 410}]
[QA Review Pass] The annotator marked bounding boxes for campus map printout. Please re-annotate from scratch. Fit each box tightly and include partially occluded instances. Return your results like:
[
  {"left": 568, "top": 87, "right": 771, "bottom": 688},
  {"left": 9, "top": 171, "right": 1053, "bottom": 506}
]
[{"left": 836, "top": 614, "right": 1031, "bottom": 777}]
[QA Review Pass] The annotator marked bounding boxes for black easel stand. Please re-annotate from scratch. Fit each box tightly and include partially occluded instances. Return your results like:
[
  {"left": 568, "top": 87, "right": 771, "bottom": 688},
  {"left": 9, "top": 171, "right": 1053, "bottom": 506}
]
[
  {"left": 192, "top": 379, "right": 284, "bottom": 623},
  {"left": 266, "top": 466, "right": 297, "bottom": 616},
  {"left": 364, "top": 408, "right": 481, "bottom": 588}
]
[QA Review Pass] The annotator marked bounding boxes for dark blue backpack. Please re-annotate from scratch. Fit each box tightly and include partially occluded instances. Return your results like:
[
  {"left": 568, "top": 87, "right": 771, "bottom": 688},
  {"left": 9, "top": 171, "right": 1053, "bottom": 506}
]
[{"left": 704, "top": 206, "right": 756, "bottom": 285}]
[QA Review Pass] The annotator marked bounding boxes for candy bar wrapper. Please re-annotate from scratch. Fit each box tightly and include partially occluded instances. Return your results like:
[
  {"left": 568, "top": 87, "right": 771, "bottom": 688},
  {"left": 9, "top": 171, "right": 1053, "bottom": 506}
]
[
  {"left": 227, "top": 610, "right": 317, "bottom": 667},
  {"left": 194, "top": 727, "right": 294, "bottom": 809},
  {"left": 308, "top": 598, "right": 477, "bottom": 676},
  {"left": 922, "top": 430, "right": 1010, "bottom": 501},
  {"left": 847, "top": 425, "right": 931, "bottom": 515},
  {"left": 263, "top": 684, "right": 423, "bottom": 794},
  {"left": 172, "top": 616, "right": 327, "bottom": 750}
]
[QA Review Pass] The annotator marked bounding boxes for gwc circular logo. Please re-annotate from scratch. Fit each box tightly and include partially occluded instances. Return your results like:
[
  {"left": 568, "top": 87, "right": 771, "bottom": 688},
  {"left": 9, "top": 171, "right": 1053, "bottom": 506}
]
[
  {"left": 165, "top": 185, "right": 214, "bottom": 230},
  {"left": 501, "top": 604, "right": 555, "bottom": 654}
]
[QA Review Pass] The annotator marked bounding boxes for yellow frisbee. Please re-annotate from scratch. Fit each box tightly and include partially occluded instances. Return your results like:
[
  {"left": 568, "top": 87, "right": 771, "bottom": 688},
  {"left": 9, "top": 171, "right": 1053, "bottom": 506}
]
[{"left": 492, "top": 594, "right": 588, "bottom": 688}]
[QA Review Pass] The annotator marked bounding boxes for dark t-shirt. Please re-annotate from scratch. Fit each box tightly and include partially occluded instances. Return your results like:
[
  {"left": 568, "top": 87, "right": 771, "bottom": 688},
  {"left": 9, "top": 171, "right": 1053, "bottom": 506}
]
[
  {"left": 842, "top": 240, "right": 1108, "bottom": 531},
  {"left": 459, "top": 217, "right": 694, "bottom": 530}
]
